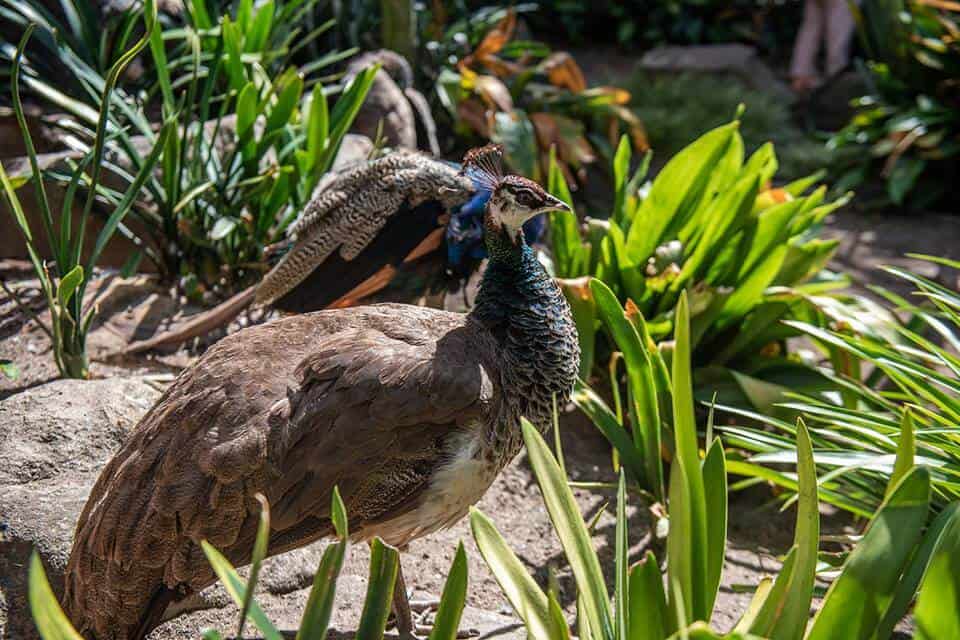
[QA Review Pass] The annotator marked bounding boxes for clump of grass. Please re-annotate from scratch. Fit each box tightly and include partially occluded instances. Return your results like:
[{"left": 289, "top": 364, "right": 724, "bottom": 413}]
[{"left": 627, "top": 71, "right": 829, "bottom": 180}]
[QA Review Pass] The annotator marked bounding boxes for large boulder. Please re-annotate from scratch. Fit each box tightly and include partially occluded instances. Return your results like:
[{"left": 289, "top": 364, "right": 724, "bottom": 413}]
[{"left": 0, "top": 376, "right": 162, "bottom": 639}]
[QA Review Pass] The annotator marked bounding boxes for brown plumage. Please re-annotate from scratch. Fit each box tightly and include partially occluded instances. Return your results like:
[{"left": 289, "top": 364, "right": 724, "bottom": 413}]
[{"left": 63, "top": 148, "right": 579, "bottom": 639}]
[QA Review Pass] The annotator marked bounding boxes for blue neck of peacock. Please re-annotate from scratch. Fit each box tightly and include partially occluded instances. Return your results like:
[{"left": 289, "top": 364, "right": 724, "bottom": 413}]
[{"left": 469, "top": 224, "right": 580, "bottom": 455}]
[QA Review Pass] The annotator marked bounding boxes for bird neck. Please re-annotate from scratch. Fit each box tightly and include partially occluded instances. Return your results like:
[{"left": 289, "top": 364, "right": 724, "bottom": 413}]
[{"left": 469, "top": 225, "right": 580, "bottom": 452}]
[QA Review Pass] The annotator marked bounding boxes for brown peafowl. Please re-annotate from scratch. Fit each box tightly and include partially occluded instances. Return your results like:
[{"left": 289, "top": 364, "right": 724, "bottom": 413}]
[
  {"left": 125, "top": 145, "right": 547, "bottom": 353},
  {"left": 63, "top": 145, "right": 580, "bottom": 639}
]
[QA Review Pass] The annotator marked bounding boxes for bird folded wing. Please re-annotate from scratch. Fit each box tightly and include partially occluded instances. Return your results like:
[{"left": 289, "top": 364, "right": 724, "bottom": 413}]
[
  {"left": 267, "top": 324, "right": 492, "bottom": 536},
  {"left": 256, "top": 152, "right": 473, "bottom": 307}
]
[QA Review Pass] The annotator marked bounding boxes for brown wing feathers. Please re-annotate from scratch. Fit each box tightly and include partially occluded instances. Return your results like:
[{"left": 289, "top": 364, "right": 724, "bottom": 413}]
[{"left": 64, "top": 306, "right": 488, "bottom": 639}]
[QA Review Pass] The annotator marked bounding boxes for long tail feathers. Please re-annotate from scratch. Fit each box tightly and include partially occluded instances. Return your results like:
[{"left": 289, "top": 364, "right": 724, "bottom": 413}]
[{"left": 124, "top": 287, "right": 257, "bottom": 354}]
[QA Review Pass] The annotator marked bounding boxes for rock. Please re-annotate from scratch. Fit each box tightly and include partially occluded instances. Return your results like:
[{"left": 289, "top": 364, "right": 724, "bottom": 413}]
[
  {"left": 346, "top": 50, "right": 419, "bottom": 150},
  {"left": 331, "top": 133, "right": 375, "bottom": 173},
  {"left": 0, "top": 376, "right": 163, "bottom": 639},
  {"left": 640, "top": 44, "right": 794, "bottom": 103}
]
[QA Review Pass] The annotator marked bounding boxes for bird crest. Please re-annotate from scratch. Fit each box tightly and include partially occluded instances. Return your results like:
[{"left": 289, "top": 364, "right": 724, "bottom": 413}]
[{"left": 460, "top": 143, "right": 505, "bottom": 193}]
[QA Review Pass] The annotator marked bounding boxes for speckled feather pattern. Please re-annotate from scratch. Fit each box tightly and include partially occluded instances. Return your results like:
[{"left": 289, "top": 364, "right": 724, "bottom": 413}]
[{"left": 256, "top": 151, "right": 474, "bottom": 306}]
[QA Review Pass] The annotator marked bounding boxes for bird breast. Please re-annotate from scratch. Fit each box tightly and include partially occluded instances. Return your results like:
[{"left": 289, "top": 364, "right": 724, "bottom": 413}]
[{"left": 356, "top": 426, "right": 497, "bottom": 547}]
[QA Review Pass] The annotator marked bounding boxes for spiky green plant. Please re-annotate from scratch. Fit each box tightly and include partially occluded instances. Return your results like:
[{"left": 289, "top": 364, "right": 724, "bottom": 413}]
[
  {"left": 8, "top": 0, "right": 375, "bottom": 300},
  {"left": 552, "top": 118, "right": 852, "bottom": 418},
  {"left": 27, "top": 487, "right": 470, "bottom": 639},
  {"left": 722, "top": 255, "right": 960, "bottom": 517},
  {"left": 473, "top": 291, "right": 960, "bottom": 639},
  {"left": 1, "top": 9, "right": 170, "bottom": 378}
]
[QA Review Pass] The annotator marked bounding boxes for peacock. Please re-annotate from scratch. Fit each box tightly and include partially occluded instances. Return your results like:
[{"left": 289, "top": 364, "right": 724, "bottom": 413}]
[
  {"left": 126, "top": 146, "right": 545, "bottom": 353},
  {"left": 63, "top": 144, "right": 580, "bottom": 639}
]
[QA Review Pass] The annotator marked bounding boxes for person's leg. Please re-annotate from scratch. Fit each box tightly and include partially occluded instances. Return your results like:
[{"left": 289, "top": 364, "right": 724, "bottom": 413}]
[
  {"left": 825, "top": 0, "right": 857, "bottom": 77},
  {"left": 791, "top": 0, "right": 826, "bottom": 92}
]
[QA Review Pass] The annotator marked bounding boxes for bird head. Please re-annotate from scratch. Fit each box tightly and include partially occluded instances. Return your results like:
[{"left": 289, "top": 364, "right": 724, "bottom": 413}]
[
  {"left": 486, "top": 174, "right": 570, "bottom": 240},
  {"left": 459, "top": 144, "right": 569, "bottom": 244}
]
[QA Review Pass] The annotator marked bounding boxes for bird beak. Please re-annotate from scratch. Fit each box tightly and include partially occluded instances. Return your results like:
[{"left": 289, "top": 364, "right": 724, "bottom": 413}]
[{"left": 543, "top": 194, "right": 571, "bottom": 213}]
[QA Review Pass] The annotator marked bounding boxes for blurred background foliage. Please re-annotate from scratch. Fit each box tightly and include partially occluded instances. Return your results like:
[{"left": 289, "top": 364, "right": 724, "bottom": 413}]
[{"left": 828, "top": 0, "right": 960, "bottom": 210}]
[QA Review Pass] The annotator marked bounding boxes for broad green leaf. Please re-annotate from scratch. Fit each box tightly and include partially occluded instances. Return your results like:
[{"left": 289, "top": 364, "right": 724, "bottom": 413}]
[
  {"left": 783, "top": 170, "right": 826, "bottom": 197},
  {"left": 701, "top": 439, "right": 727, "bottom": 617},
  {"left": 886, "top": 410, "right": 915, "bottom": 498},
  {"left": 718, "top": 245, "right": 789, "bottom": 324},
  {"left": 875, "top": 502, "right": 960, "bottom": 639},
  {"left": 236, "top": 82, "right": 259, "bottom": 153},
  {"left": 613, "top": 135, "right": 631, "bottom": 226},
  {"left": 331, "top": 487, "right": 348, "bottom": 540},
  {"left": 670, "top": 172, "right": 760, "bottom": 298},
  {"left": 28, "top": 552, "right": 84, "bottom": 640},
  {"left": 306, "top": 83, "right": 329, "bottom": 177},
  {"left": 732, "top": 577, "right": 773, "bottom": 635},
  {"left": 667, "top": 452, "right": 695, "bottom": 630},
  {"left": 185, "top": 0, "right": 212, "bottom": 28},
  {"left": 559, "top": 277, "right": 596, "bottom": 377},
  {"left": 736, "top": 199, "right": 804, "bottom": 283},
  {"left": 222, "top": 17, "right": 246, "bottom": 90},
  {"left": 625, "top": 121, "right": 738, "bottom": 265},
  {"left": 669, "top": 621, "right": 766, "bottom": 639},
  {"left": 547, "top": 590, "right": 572, "bottom": 640},
  {"left": 238, "top": 494, "right": 271, "bottom": 639},
  {"left": 547, "top": 147, "right": 583, "bottom": 278},
  {"left": 245, "top": 0, "right": 275, "bottom": 53},
  {"left": 264, "top": 70, "right": 303, "bottom": 139},
  {"left": 356, "top": 539, "right": 398, "bottom": 640},
  {"left": 56, "top": 266, "right": 84, "bottom": 311},
  {"left": 743, "top": 142, "right": 778, "bottom": 186},
  {"left": 774, "top": 239, "right": 839, "bottom": 287},
  {"left": 429, "top": 543, "right": 469, "bottom": 640},
  {"left": 492, "top": 110, "right": 539, "bottom": 181},
  {"left": 668, "top": 292, "right": 709, "bottom": 621},
  {"left": 807, "top": 467, "right": 931, "bottom": 640},
  {"left": 590, "top": 279, "right": 663, "bottom": 498},
  {"left": 629, "top": 551, "right": 668, "bottom": 640},
  {"left": 913, "top": 505, "right": 960, "bottom": 640},
  {"left": 470, "top": 508, "right": 551, "bottom": 639},
  {"left": 522, "top": 419, "right": 614, "bottom": 640},
  {"left": 749, "top": 420, "right": 818, "bottom": 640},
  {"left": 200, "top": 541, "right": 283, "bottom": 640},
  {"left": 296, "top": 539, "right": 347, "bottom": 640},
  {"left": 679, "top": 128, "right": 744, "bottom": 247},
  {"left": 614, "top": 470, "right": 628, "bottom": 640},
  {"left": 320, "top": 65, "right": 378, "bottom": 175}
]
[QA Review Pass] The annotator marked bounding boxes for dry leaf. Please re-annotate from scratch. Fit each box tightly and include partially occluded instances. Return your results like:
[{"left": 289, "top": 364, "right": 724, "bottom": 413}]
[
  {"left": 472, "top": 10, "right": 516, "bottom": 61},
  {"left": 473, "top": 74, "right": 515, "bottom": 111},
  {"left": 541, "top": 52, "right": 587, "bottom": 93}
]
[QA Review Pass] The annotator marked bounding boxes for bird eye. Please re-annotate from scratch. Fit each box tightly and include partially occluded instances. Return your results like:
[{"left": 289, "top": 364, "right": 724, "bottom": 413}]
[{"left": 516, "top": 189, "right": 539, "bottom": 208}]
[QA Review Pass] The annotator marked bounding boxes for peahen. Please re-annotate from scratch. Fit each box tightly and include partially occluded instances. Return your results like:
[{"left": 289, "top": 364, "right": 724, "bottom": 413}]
[
  {"left": 126, "top": 146, "right": 545, "bottom": 353},
  {"left": 63, "top": 144, "right": 580, "bottom": 639}
]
